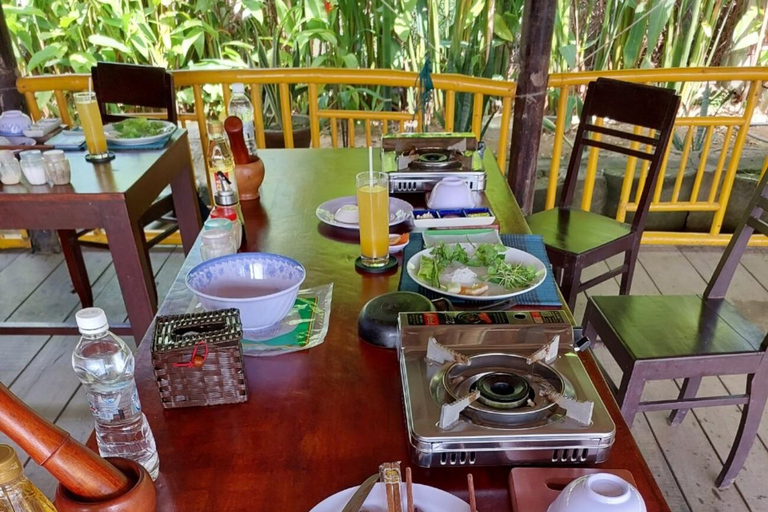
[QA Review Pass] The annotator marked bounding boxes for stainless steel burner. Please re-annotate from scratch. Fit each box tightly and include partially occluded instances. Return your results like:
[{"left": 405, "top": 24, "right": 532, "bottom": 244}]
[
  {"left": 437, "top": 353, "right": 567, "bottom": 428},
  {"left": 407, "top": 151, "right": 463, "bottom": 171}
]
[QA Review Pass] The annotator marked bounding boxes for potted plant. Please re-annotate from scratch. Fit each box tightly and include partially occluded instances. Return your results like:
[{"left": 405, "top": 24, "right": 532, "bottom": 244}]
[{"left": 255, "top": 34, "right": 312, "bottom": 148}]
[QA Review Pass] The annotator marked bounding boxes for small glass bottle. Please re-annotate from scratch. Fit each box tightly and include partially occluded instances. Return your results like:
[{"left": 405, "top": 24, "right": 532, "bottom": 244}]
[
  {"left": 42, "top": 149, "right": 71, "bottom": 185},
  {"left": 0, "top": 444, "right": 57, "bottom": 512},
  {"left": 207, "top": 121, "right": 237, "bottom": 197},
  {"left": 228, "top": 83, "right": 257, "bottom": 155},
  {"left": 18, "top": 150, "right": 46, "bottom": 186},
  {"left": 0, "top": 151, "right": 21, "bottom": 186},
  {"left": 210, "top": 188, "right": 244, "bottom": 249}
]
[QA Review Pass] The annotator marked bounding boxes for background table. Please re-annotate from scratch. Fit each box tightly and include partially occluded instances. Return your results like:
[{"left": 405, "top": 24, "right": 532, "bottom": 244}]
[
  {"left": 0, "top": 130, "right": 201, "bottom": 341},
  {"left": 129, "top": 148, "right": 671, "bottom": 512}
]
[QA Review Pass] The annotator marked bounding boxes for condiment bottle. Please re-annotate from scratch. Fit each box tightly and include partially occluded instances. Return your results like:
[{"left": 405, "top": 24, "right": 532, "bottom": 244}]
[
  {"left": 0, "top": 444, "right": 57, "bottom": 511},
  {"left": 18, "top": 150, "right": 47, "bottom": 186},
  {"left": 0, "top": 151, "right": 21, "bottom": 185},
  {"left": 210, "top": 187, "right": 244, "bottom": 249},
  {"left": 200, "top": 228, "right": 237, "bottom": 261},
  {"left": 43, "top": 149, "right": 71, "bottom": 185},
  {"left": 206, "top": 120, "right": 237, "bottom": 197},
  {"left": 224, "top": 116, "right": 265, "bottom": 201}
]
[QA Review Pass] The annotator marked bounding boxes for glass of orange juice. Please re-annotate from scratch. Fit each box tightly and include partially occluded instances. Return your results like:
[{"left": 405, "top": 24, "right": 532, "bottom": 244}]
[
  {"left": 74, "top": 92, "right": 111, "bottom": 162},
  {"left": 356, "top": 171, "right": 390, "bottom": 267}
]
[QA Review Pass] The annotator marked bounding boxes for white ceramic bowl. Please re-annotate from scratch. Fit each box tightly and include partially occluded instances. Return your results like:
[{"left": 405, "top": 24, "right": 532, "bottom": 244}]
[
  {"left": 186, "top": 253, "right": 306, "bottom": 330},
  {"left": 547, "top": 473, "right": 646, "bottom": 512},
  {"left": 0, "top": 111, "right": 32, "bottom": 136},
  {"left": 427, "top": 177, "right": 476, "bottom": 209}
]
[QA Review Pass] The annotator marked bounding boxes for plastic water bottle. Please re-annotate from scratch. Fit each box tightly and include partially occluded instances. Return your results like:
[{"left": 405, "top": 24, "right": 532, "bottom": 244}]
[
  {"left": 72, "top": 307, "right": 160, "bottom": 480},
  {"left": 228, "top": 83, "right": 257, "bottom": 155}
]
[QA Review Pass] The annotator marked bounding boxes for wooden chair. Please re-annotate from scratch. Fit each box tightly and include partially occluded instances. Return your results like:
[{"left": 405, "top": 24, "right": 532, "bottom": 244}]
[
  {"left": 582, "top": 169, "right": 768, "bottom": 489},
  {"left": 60, "top": 62, "right": 179, "bottom": 308},
  {"left": 526, "top": 78, "right": 680, "bottom": 310}
]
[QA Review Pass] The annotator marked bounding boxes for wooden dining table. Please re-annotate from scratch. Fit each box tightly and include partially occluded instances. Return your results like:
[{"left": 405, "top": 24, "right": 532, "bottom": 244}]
[
  {"left": 0, "top": 130, "right": 201, "bottom": 342},
  {"left": 125, "top": 148, "right": 671, "bottom": 512}
]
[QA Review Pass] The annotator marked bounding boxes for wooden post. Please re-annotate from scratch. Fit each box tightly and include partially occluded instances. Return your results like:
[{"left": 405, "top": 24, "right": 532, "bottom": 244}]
[
  {"left": 0, "top": 5, "right": 23, "bottom": 112},
  {"left": 507, "top": 0, "right": 557, "bottom": 215}
]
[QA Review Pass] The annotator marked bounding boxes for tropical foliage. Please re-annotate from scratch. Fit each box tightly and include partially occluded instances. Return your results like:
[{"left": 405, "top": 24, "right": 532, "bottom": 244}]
[{"left": 2, "top": 0, "right": 766, "bottom": 126}]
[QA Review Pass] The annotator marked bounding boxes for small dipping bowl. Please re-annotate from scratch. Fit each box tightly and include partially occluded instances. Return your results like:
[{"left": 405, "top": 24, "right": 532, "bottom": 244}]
[{"left": 186, "top": 253, "right": 306, "bottom": 330}]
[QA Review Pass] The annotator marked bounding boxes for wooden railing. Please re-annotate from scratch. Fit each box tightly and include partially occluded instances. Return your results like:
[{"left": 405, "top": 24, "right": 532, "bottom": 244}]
[{"left": 13, "top": 66, "right": 768, "bottom": 248}]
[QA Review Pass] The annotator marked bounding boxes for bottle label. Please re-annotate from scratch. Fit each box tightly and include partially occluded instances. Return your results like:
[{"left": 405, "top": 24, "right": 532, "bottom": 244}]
[{"left": 86, "top": 383, "right": 142, "bottom": 423}]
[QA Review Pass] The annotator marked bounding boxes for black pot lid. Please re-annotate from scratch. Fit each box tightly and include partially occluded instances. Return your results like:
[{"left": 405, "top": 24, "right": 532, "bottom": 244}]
[{"left": 358, "top": 292, "right": 435, "bottom": 349}]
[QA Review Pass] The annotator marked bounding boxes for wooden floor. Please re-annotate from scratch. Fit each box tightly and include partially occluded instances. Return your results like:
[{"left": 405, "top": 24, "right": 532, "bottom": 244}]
[{"left": 0, "top": 245, "right": 767, "bottom": 511}]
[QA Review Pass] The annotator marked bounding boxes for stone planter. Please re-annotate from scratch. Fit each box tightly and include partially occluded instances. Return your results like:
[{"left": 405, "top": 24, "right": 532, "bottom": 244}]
[
  {"left": 686, "top": 171, "right": 767, "bottom": 233},
  {"left": 602, "top": 166, "right": 696, "bottom": 231},
  {"left": 264, "top": 115, "right": 311, "bottom": 148}
]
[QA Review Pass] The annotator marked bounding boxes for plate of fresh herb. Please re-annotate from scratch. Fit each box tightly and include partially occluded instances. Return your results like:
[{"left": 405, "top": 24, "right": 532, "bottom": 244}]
[
  {"left": 406, "top": 242, "right": 547, "bottom": 300},
  {"left": 104, "top": 118, "right": 176, "bottom": 146}
]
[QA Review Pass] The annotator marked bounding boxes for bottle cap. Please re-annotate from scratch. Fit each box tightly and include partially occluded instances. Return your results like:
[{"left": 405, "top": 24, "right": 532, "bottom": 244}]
[
  {"left": 204, "top": 218, "right": 233, "bottom": 231},
  {"left": 19, "top": 150, "right": 43, "bottom": 162},
  {"left": 231, "top": 83, "right": 245, "bottom": 94},
  {"left": 215, "top": 188, "right": 239, "bottom": 206},
  {"left": 75, "top": 307, "right": 109, "bottom": 333},
  {"left": 0, "top": 445, "right": 23, "bottom": 484}
]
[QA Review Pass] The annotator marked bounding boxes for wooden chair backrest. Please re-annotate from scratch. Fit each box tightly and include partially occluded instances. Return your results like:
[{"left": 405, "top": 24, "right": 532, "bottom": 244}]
[
  {"left": 91, "top": 62, "right": 177, "bottom": 124},
  {"left": 705, "top": 170, "right": 768, "bottom": 302},
  {"left": 560, "top": 78, "right": 680, "bottom": 233}
]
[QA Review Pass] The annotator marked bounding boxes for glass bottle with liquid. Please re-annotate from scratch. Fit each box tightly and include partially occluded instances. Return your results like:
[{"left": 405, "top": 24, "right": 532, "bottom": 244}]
[
  {"left": 0, "top": 444, "right": 57, "bottom": 512},
  {"left": 207, "top": 120, "right": 237, "bottom": 196}
]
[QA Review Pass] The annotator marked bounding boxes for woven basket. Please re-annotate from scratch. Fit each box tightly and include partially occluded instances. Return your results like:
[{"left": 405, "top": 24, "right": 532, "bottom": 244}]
[{"left": 151, "top": 308, "right": 248, "bottom": 409}]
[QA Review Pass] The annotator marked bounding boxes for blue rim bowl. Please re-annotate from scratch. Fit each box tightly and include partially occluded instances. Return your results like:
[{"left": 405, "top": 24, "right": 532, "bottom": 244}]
[{"left": 186, "top": 252, "right": 306, "bottom": 330}]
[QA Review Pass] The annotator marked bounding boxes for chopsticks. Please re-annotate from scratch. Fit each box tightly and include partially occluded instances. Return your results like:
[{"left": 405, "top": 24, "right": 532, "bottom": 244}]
[
  {"left": 0, "top": 145, "right": 55, "bottom": 152},
  {"left": 405, "top": 467, "right": 415, "bottom": 512},
  {"left": 380, "top": 462, "right": 403, "bottom": 512},
  {"left": 467, "top": 474, "right": 477, "bottom": 512},
  {"left": 383, "top": 464, "right": 478, "bottom": 512}
]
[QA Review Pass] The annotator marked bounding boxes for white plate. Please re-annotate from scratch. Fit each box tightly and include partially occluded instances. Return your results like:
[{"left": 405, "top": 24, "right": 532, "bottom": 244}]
[
  {"left": 316, "top": 196, "right": 413, "bottom": 230},
  {"left": 103, "top": 120, "right": 176, "bottom": 146},
  {"left": 309, "top": 482, "right": 470, "bottom": 512},
  {"left": 406, "top": 243, "right": 547, "bottom": 301}
]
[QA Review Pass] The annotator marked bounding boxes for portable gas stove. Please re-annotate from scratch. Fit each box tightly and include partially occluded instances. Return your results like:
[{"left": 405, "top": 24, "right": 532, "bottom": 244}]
[
  {"left": 398, "top": 310, "right": 615, "bottom": 468},
  {"left": 381, "top": 133, "right": 486, "bottom": 193}
]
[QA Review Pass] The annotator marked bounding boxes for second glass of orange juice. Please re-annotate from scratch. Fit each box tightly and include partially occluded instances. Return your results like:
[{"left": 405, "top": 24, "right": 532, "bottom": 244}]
[
  {"left": 74, "top": 92, "right": 110, "bottom": 161},
  {"left": 356, "top": 171, "right": 390, "bottom": 267}
]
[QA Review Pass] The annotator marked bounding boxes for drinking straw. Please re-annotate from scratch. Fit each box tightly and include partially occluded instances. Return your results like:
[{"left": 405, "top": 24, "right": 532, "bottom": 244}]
[{"left": 369, "top": 146, "right": 373, "bottom": 184}]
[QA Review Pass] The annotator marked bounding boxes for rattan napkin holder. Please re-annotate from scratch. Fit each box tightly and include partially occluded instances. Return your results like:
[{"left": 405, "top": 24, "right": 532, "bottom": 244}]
[{"left": 151, "top": 308, "right": 248, "bottom": 409}]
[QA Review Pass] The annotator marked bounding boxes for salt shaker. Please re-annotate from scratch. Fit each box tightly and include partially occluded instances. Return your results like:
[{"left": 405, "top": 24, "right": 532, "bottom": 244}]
[
  {"left": 43, "top": 149, "right": 71, "bottom": 185},
  {"left": 200, "top": 228, "right": 237, "bottom": 261},
  {"left": 0, "top": 150, "right": 21, "bottom": 185},
  {"left": 19, "top": 150, "right": 47, "bottom": 185}
]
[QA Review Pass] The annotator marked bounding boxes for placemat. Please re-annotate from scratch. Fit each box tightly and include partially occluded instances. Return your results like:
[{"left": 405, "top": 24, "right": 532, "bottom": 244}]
[{"left": 398, "top": 233, "right": 562, "bottom": 308}]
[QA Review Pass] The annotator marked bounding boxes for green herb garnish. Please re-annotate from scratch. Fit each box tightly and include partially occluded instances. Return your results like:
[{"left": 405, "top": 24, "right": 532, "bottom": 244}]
[
  {"left": 416, "top": 242, "right": 540, "bottom": 291},
  {"left": 485, "top": 260, "right": 542, "bottom": 290},
  {"left": 112, "top": 118, "right": 170, "bottom": 139}
]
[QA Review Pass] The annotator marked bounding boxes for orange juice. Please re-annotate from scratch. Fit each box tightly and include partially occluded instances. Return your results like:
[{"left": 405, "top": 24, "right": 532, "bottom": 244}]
[
  {"left": 357, "top": 174, "right": 389, "bottom": 266},
  {"left": 74, "top": 93, "right": 108, "bottom": 155}
]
